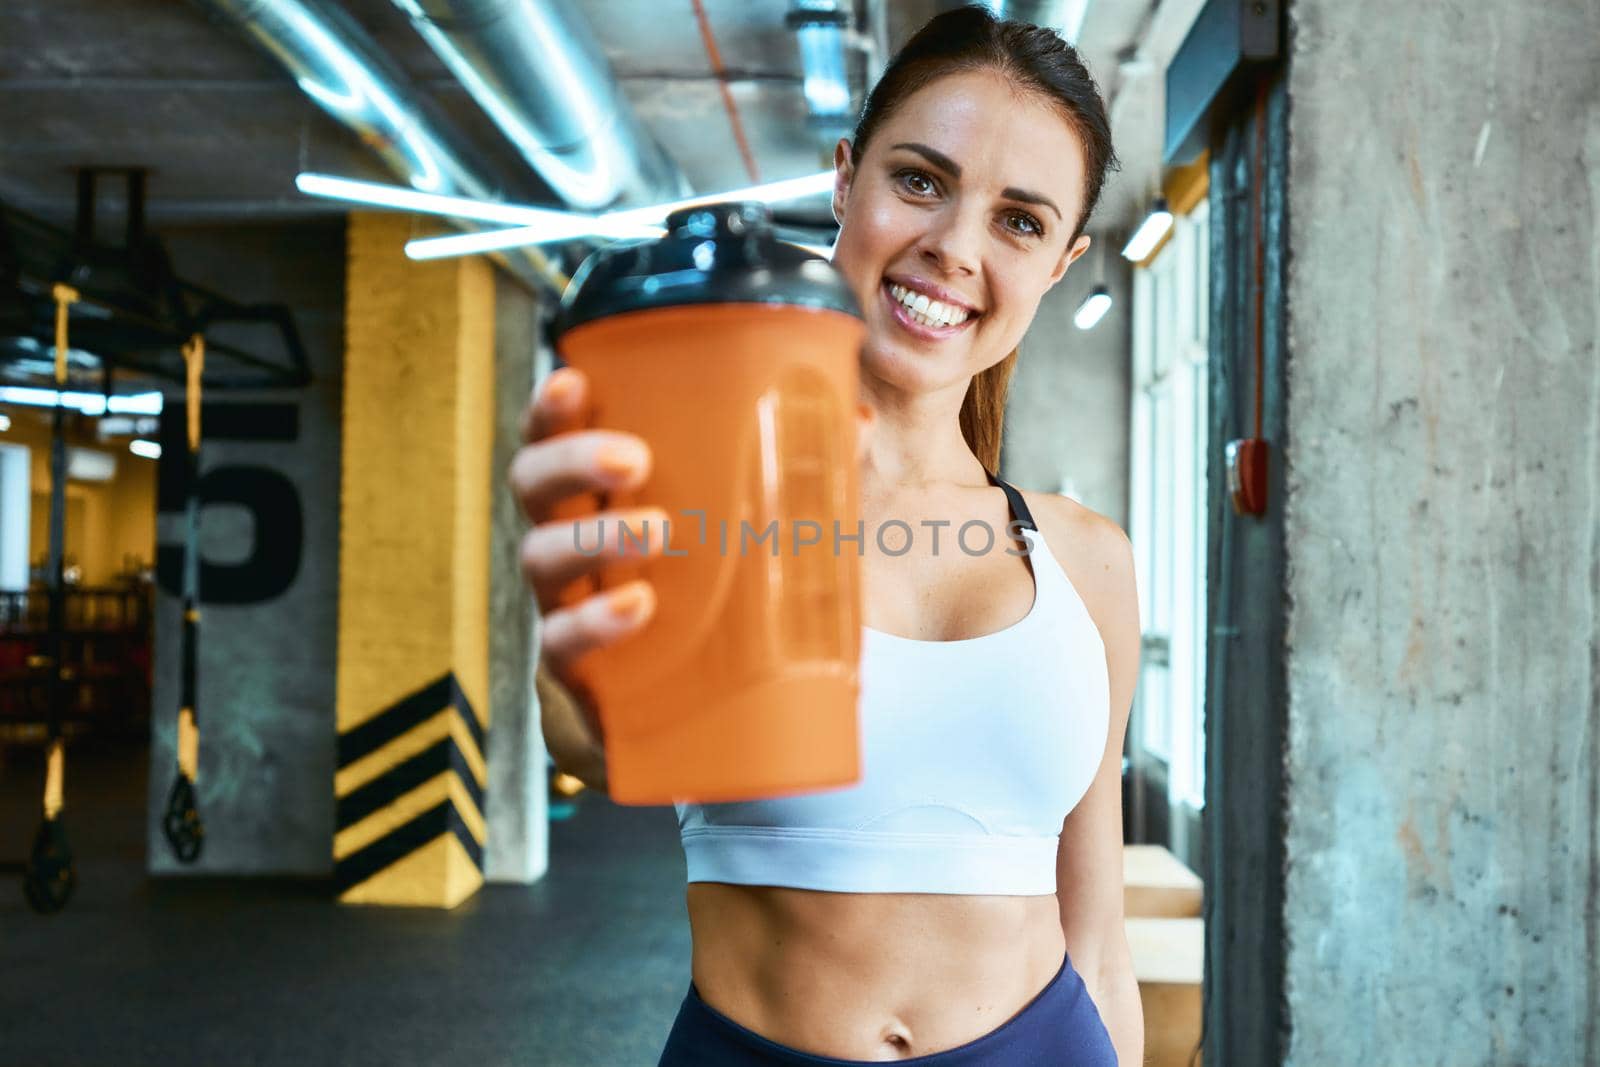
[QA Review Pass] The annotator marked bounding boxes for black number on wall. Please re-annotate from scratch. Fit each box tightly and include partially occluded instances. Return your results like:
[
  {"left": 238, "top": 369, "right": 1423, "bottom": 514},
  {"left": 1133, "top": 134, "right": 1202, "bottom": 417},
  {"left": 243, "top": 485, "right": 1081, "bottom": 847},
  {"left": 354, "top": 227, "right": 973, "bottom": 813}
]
[{"left": 156, "top": 402, "right": 305, "bottom": 605}]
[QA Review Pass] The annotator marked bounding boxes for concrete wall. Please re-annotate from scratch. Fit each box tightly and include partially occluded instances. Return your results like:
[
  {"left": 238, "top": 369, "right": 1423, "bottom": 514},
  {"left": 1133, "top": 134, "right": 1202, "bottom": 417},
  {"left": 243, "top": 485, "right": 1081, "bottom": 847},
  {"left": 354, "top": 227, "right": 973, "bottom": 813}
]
[
  {"left": 1005, "top": 253, "right": 1132, "bottom": 529},
  {"left": 1283, "top": 2, "right": 1599, "bottom": 1063},
  {"left": 147, "top": 220, "right": 346, "bottom": 875}
]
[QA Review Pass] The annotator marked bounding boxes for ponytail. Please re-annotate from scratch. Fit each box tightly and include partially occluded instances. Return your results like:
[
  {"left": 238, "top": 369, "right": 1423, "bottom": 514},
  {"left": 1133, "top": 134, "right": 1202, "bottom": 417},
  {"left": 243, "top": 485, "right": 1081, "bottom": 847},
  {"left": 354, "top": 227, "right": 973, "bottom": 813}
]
[{"left": 959, "top": 347, "right": 1018, "bottom": 474}]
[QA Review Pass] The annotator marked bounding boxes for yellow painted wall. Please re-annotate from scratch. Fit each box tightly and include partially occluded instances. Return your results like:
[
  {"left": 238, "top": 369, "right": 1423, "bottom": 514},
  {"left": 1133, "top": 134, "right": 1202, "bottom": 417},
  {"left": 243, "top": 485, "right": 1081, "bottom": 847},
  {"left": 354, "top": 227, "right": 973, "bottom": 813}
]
[{"left": 1, "top": 407, "right": 157, "bottom": 586}]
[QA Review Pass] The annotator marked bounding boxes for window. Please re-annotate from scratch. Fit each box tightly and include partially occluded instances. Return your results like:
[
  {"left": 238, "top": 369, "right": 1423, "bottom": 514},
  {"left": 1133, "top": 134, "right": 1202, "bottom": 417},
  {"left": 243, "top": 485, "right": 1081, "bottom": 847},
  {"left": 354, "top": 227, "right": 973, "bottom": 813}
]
[
  {"left": 0, "top": 442, "right": 29, "bottom": 590},
  {"left": 1129, "top": 202, "right": 1209, "bottom": 824}
]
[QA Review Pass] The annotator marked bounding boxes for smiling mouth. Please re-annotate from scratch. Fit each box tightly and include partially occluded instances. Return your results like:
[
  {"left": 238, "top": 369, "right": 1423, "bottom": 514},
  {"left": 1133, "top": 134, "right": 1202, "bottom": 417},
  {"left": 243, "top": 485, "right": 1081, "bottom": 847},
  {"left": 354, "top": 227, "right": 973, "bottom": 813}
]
[{"left": 882, "top": 280, "right": 979, "bottom": 335}]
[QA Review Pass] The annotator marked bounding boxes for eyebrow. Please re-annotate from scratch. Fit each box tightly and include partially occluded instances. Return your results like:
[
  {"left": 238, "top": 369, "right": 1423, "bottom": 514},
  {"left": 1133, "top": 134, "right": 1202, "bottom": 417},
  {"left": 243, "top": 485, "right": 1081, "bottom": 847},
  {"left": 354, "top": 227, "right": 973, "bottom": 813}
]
[{"left": 890, "top": 141, "right": 1063, "bottom": 221}]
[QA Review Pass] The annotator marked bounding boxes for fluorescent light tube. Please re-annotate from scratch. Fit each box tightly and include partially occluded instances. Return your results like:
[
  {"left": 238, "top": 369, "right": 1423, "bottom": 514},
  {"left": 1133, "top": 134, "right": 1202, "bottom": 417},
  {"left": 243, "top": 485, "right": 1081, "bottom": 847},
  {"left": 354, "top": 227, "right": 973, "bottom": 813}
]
[
  {"left": 109, "top": 392, "right": 164, "bottom": 415},
  {"left": 295, "top": 173, "right": 661, "bottom": 242},
  {"left": 402, "top": 221, "right": 668, "bottom": 260},
  {"left": 784, "top": 241, "right": 835, "bottom": 259},
  {"left": 66, "top": 447, "right": 117, "bottom": 482},
  {"left": 1121, "top": 198, "right": 1174, "bottom": 261},
  {"left": 298, "top": 173, "right": 550, "bottom": 225},
  {"left": 0, "top": 388, "right": 163, "bottom": 417},
  {"left": 404, "top": 171, "right": 839, "bottom": 260},
  {"left": 97, "top": 415, "right": 158, "bottom": 439},
  {"left": 301, "top": 169, "right": 835, "bottom": 261},
  {"left": 1074, "top": 285, "right": 1112, "bottom": 329},
  {"left": 129, "top": 439, "right": 162, "bottom": 460}
]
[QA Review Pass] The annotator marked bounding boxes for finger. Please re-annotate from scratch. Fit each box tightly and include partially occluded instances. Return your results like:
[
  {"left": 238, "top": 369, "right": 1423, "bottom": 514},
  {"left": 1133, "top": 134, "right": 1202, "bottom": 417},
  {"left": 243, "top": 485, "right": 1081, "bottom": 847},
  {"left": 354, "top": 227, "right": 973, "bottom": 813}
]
[
  {"left": 522, "top": 507, "right": 672, "bottom": 611},
  {"left": 538, "top": 579, "right": 657, "bottom": 682},
  {"left": 507, "top": 429, "right": 653, "bottom": 526},
  {"left": 520, "top": 366, "right": 590, "bottom": 445}
]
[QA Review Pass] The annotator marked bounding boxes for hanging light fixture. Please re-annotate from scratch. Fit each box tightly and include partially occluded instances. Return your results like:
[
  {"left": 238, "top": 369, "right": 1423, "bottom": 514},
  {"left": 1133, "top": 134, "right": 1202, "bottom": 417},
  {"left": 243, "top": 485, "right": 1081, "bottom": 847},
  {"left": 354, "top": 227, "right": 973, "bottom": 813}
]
[
  {"left": 1122, "top": 196, "right": 1174, "bottom": 261},
  {"left": 1074, "top": 237, "right": 1114, "bottom": 330},
  {"left": 1074, "top": 285, "right": 1112, "bottom": 330}
]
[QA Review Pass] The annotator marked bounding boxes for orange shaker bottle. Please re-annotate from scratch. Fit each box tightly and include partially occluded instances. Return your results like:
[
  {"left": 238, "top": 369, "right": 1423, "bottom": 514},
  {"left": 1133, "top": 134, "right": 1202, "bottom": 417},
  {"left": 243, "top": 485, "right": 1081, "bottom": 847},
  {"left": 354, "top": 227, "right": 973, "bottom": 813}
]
[{"left": 552, "top": 202, "right": 866, "bottom": 806}]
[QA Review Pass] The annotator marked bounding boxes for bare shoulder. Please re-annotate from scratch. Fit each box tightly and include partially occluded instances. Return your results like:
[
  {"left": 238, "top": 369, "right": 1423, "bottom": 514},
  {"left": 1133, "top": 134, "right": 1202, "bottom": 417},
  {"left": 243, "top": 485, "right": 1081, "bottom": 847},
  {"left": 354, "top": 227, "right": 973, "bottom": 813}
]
[{"left": 1016, "top": 490, "right": 1139, "bottom": 651}]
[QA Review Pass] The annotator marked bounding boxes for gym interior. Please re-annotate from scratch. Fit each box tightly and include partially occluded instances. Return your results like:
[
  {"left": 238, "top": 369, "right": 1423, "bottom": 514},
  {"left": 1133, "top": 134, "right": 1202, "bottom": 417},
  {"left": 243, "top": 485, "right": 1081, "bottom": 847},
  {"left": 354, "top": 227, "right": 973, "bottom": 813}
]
[{"left": 1, "top": 2, "right": 1595, "bottom": 1065}]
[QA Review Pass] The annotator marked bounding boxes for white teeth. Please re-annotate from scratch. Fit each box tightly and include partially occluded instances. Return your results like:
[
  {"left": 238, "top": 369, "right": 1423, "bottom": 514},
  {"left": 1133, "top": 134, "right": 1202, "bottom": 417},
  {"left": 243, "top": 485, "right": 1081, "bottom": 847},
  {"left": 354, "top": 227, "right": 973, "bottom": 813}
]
[{"left": 888, "top": 283, "right": 971, "bottom": 329}]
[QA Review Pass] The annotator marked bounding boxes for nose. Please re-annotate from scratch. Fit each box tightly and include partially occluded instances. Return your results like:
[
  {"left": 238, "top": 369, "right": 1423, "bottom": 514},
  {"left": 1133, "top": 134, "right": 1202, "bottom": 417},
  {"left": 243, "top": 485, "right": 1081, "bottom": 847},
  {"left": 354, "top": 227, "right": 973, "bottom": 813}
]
[{"left": 918, "top": 205, "right": 982, "bottom": 278}]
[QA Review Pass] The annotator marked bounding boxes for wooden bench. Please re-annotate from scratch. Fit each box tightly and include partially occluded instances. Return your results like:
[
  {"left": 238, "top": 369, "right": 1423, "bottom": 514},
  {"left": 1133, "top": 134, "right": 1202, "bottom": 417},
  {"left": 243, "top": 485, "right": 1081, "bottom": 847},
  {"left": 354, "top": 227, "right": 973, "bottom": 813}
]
[
  {"left": 1123, "top": 843, "right": 1203, "bottom": 918},
  {"left": 1126, "top": 916, "right": 1204, "bottom": 1067}
]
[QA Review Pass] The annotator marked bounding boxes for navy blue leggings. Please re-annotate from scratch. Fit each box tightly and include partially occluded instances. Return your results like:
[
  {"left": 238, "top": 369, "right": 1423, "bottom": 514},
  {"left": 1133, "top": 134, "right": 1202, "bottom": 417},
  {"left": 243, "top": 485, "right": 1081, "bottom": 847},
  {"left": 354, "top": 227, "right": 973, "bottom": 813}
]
[{"left": 656, "top": 952, "right": 1118, "bottom": 1066}]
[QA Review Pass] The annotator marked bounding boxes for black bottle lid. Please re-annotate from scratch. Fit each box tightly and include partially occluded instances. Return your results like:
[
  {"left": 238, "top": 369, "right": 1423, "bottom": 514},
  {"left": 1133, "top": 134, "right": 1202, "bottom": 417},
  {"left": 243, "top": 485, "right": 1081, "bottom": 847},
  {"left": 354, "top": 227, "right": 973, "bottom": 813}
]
[{"left": 554, "top": 201, "right": 861, "bottom": 337}]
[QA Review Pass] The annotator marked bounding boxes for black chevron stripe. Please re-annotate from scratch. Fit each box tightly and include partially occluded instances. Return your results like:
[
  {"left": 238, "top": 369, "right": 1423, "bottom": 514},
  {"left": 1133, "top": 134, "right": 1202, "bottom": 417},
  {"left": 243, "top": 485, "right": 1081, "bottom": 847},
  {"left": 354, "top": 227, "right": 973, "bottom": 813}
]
[
  {"left": 338, "top": 673, "right": 486, "bottom": 771},
  {"left": 448, "top": 674, "right": 486, "bottom": 758},
  {"left": 334, "top": 801, "right": 484, "bottom": 895},
  {"left": 338, "top": 675, "right": 453, "bottom": 768},
  {"left": 335, "top": 736, "right": 485, "bottom": 831}
]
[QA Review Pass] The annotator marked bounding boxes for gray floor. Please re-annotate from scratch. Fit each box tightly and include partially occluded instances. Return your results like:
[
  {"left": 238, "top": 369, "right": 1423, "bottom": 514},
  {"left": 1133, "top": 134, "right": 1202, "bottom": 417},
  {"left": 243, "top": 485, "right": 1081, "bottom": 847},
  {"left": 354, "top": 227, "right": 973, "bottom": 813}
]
[{"left": 0, "top": 736, "right": 694, "bottom": 1067}]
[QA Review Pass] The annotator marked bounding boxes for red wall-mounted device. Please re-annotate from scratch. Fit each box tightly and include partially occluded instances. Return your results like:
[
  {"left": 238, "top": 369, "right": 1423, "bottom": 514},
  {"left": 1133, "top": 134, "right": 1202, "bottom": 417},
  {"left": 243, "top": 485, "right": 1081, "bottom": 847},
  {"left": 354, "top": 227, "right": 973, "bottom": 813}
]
[{"left": 1225, "top": 437, "right": 1269, "bottom": 516}]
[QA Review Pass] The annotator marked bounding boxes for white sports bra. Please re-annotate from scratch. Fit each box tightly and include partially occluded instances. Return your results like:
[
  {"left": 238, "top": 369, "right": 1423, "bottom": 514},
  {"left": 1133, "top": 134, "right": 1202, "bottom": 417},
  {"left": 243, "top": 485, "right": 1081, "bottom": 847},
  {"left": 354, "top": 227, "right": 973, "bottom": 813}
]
[{"left": 673, "top": 471, "right": 1111, "bottom": 896}]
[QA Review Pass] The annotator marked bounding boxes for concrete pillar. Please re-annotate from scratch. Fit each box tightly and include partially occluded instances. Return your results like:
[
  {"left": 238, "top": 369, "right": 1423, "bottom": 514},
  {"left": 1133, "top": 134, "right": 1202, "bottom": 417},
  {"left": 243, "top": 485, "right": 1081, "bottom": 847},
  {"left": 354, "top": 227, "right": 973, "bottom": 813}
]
[
  {"left": 484, "top": 273, "right": 548, "bottom": 884},
  {"left": 1283, "top": 2, "right": 1599, "bottom": 1062},
  {"left": 333, "top": 212, "right": 492, "bottom": 908}
]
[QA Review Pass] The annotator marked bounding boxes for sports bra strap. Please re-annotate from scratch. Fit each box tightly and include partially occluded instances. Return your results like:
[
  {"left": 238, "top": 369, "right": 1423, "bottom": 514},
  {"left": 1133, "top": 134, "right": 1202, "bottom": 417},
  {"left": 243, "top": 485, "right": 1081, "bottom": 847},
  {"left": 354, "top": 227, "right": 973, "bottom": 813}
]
[{"left": 985, "top": 468, "right": 1036, "bottom": 532}]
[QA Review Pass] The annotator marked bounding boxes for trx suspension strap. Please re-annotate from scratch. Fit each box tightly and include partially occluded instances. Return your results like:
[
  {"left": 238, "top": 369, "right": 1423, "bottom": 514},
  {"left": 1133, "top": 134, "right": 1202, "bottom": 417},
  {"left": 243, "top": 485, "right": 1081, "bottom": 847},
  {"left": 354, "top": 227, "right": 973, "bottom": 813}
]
[
  {"left": 162, "top": 333, "right": 205, "bottom": 863},
  {"left": 22, "top": 283, "right": 81, "bottom": 914}
]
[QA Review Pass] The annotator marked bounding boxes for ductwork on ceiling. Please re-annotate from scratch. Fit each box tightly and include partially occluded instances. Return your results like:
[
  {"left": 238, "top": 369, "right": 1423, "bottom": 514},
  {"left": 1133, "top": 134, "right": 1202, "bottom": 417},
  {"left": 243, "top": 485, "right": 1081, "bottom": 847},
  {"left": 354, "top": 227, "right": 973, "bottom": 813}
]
[
  {"left": 390, "top": 0, "right": 692, "bottom": 211},
  {"left": 194, "top": 0, "right": 691, "bottom": 290},
  {"left": 197, "top": 0, "right": 514, "bottom": 203}
]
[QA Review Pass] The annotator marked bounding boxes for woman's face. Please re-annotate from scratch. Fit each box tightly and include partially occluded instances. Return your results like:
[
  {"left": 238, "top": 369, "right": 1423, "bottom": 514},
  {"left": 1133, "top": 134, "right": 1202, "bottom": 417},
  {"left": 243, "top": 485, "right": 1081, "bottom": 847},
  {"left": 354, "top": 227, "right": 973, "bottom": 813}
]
[{"left": 830, "top": 68, "right": 1093, "bottom": 393}]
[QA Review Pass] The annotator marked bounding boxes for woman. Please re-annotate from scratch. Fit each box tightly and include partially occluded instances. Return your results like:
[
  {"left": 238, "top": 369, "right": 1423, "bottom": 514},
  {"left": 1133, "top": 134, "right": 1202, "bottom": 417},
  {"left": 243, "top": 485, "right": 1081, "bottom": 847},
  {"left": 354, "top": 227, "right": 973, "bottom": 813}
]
[{"left": 514, "top": 7, "right": 1142, "bottom": 1064}]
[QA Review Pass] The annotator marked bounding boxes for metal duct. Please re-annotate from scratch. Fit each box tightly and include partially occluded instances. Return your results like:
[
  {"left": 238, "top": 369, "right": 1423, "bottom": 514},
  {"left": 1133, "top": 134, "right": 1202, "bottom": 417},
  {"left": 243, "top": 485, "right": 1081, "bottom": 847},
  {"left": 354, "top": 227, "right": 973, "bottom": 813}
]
[
  {"left": 391, "top": 0, "right": 692, "bottom": 211},
  {"left": 198, "top": 0, "right": 514, "bottom": 200},
  {"left": 195, "top": 0, "right": 566, "bottom": 290}
]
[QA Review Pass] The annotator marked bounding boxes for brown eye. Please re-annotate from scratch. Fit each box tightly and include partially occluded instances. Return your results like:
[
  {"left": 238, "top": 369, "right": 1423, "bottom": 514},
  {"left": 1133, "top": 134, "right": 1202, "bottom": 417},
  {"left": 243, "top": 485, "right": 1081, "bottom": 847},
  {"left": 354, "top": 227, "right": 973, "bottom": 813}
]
[
  {"left": 895, "top": 169, "right": 937, "bottom": 196},
  {"left": 1006, "top": 211, "right": 1044, "bottom": 238}
]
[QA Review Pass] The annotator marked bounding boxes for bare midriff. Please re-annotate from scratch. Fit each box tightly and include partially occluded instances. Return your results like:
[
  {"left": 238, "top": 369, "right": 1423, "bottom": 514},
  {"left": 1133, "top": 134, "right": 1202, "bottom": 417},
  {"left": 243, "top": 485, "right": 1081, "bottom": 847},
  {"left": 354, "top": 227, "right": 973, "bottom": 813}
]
[{"left": 686, "top": 882, "right": 1069, "bottom": 1060}]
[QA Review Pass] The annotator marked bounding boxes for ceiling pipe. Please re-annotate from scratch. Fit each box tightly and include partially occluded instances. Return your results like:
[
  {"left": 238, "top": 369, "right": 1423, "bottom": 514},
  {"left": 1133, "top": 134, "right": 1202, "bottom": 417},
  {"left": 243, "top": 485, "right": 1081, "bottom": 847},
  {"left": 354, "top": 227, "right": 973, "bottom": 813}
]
[
  {"left": 198, "top": 0, "right": 505, "bottom": 199},
  {"left": 391, "top": 0, "right": 692, "bottom": 211},
  {"left": 193, "top": 0, "right": 567, "bottom": 292}
]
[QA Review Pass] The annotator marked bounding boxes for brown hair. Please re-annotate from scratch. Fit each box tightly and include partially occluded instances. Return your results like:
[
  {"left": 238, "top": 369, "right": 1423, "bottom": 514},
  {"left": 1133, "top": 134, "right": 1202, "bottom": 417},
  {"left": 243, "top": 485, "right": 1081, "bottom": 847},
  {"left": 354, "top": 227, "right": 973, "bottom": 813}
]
[{"left": 851, "top": 5, "right": 1119, "bottom": 473}]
